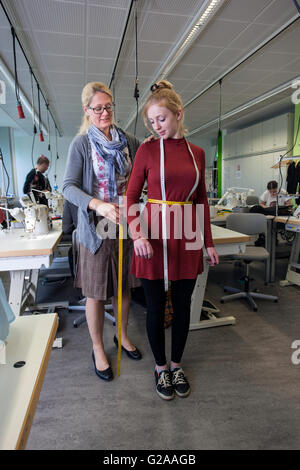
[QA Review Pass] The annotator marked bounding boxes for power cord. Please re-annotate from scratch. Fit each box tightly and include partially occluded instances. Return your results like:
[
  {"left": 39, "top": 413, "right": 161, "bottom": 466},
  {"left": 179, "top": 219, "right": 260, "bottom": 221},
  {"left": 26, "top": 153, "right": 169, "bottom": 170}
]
[
  {"left": 292, "top": 0, "right": 300, "bottom": 14},
  {"left": 133, "top": 0, "right": 139, "bottom": 137}
]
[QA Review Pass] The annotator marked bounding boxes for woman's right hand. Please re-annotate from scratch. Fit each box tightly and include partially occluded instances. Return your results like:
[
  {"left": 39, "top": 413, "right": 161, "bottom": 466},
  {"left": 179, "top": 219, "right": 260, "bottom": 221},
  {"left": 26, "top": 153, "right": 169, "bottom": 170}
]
[
  {"left": 89, "top": 198, "right": 120, "bottom": 224},
  {"left": 134, "top": 238, "right": 153, "bottom": 259}
]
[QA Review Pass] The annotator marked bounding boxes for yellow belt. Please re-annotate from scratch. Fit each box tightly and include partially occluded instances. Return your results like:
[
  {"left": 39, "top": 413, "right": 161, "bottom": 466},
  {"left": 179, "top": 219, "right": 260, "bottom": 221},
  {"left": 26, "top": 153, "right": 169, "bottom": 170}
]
[{"left": 148, "top": 198, "right": 192, "bottom": 205}]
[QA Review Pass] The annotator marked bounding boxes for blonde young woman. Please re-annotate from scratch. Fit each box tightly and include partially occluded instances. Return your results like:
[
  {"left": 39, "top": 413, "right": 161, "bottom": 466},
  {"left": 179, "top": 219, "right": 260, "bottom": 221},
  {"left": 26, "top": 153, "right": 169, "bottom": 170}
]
[
  {"left": 63, "top": 82, "right": 142, "bottom": 381},
  {"left": 126, "top": 81, "right": 219, "bottom": 400}
]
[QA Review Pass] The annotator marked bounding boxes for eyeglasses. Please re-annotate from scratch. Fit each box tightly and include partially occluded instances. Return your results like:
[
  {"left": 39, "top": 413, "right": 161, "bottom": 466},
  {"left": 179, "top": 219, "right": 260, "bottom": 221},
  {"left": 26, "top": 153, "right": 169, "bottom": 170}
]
[{"left": 87, "top": 103, "right": 115, "bottom": 114}]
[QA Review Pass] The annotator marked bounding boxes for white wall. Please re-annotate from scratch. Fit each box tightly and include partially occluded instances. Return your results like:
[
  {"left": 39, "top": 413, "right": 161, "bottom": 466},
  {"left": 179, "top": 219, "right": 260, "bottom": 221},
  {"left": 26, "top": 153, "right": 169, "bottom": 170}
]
[
  {"left": 222, "top": 152, "right": 288, "bottom": 198},
  {"left": 189, "top": 136, "right": 216, "bottom": 167},
  {"left": 222, "top": 113, "right": 294, "bottom": 198},
  {"left": 0, "top": 127, "right": 14, "bottom": 195},
  {"left": 13, "top": 132, "right": 73, "bottom": 198}
]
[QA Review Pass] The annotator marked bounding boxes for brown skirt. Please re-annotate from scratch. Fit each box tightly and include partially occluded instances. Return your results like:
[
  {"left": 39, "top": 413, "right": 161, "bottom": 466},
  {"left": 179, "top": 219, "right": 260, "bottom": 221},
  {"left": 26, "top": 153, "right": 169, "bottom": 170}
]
[{"left": 75, "top": 236, "right": 140, "bottom": 300}]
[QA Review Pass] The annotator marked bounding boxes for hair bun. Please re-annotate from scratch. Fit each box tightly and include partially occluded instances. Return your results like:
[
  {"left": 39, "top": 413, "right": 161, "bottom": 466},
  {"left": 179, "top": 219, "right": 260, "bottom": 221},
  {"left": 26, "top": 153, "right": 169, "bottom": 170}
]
[{"left": 150, "top": 80, "right": 173, "bottom": 93}]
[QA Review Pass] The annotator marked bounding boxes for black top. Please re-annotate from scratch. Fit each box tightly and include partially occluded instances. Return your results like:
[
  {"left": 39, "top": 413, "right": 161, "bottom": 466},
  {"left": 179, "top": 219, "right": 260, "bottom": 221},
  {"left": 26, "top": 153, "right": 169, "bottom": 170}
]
[{"left": 23, "top": 168, "right": 52, "bottom": 205}]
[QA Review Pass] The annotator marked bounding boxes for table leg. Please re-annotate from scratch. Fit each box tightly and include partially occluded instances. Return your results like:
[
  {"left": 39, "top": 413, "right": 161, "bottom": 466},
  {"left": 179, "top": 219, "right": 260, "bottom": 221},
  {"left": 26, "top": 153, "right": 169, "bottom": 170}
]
[
  {"left": 270, "top": 220, "right": 277, "bottom": 283},
  {"left": 280, "top": 232, "right": 300, "bottom": 287},
  {"left": 28, "top": 269, "right": 39, "bottom": 306},
  {"left": 189, "top": 262, "right": 235, "bottom": 330},
  {"left": 9, "top": 270, "right": 25, "bottom": 316},
  {"left": 265, "top": 218, "right": 274, "bottom": 283}
]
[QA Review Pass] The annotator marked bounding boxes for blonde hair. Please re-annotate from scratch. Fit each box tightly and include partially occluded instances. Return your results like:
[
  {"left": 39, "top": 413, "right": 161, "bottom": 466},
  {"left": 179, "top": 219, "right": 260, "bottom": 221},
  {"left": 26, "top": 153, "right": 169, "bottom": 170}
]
[
  {"left": 142, "top": 80, "right": 187, "bottom": 136},
  {"left": 78, "top": 82, "right": 114, "bottom": 135}
]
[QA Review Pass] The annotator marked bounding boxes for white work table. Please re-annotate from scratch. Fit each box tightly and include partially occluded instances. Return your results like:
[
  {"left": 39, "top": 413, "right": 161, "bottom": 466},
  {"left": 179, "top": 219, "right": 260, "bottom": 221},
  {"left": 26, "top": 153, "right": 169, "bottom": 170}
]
[
  {"left": 190, "top": 224, "right": 250, "bottom": 330},
  {"left": 0, "top": 313, "right": 58, "bottom": 450},
  {"left": 0, "top": 223, "right": 62, "bottom": 316}
]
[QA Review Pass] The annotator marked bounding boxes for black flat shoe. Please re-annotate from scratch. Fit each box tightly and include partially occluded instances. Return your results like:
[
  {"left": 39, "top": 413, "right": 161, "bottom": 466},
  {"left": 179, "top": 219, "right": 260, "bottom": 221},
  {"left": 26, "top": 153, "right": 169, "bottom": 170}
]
[
  {"left": 113, "top": 335, "right": 142, "bottom": 360},
  {"left": 92, "top": 352, "right": 113, "bottom": 381}
]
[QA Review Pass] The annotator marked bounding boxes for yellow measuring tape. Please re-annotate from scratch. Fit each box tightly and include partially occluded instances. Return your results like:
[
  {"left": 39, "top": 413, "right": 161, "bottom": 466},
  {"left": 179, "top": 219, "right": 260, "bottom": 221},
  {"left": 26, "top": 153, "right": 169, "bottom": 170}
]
[
  {"left": 148, "top": 198, "right": 192, "bottom": 206},
  {"left": 117, "top": 199, "right": 193, "bottom": 375},
  {"left": 117, "top": 222, "right": 123, "bottom": 376}
]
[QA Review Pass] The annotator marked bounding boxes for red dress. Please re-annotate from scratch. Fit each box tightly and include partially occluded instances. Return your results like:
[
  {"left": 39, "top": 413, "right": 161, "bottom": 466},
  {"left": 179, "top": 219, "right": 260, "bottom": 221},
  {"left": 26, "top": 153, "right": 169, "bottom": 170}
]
[{"left": 126, "top": 138, "right": 214, "bottom": 280}]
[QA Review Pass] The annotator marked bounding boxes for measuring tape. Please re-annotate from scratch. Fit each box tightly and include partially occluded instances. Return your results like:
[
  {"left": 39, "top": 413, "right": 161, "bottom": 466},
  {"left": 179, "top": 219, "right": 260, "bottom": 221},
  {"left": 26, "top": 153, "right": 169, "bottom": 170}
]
[
  {"left": 117, "top": 221, "right": 123, "bottom": 376},
  {"left": 158, "top": 138, "right": 199, "bottom": 291}
]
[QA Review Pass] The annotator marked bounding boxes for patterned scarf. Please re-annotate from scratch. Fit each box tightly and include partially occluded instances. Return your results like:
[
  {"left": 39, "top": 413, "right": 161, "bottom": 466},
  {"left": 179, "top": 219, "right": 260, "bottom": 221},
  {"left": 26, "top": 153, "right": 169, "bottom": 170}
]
[{"left": 88, "top": 124, "right": 128, "bottom": 202}]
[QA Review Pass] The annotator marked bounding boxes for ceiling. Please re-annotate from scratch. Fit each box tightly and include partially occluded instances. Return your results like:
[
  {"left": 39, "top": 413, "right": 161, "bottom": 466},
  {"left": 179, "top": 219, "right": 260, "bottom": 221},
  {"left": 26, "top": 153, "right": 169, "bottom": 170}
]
[{"left": 0, "top": 0, "right": 299, "bottom": 145}]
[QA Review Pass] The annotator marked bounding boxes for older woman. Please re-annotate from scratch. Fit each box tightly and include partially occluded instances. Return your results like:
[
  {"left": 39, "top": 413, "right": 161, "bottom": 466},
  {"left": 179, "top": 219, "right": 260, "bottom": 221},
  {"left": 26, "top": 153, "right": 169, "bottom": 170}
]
[{"left": 63, "top": 82, "right": 142, "bottom": 382}]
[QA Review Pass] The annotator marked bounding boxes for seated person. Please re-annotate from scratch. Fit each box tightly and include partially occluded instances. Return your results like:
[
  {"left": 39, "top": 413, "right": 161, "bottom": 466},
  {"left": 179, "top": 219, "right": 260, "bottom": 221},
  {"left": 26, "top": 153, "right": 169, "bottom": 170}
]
[
  {"left": 252, "top": 181, "right": 292, "bottom": 246},
  {"left": 260, "top": 180, "right": 292, "bottom": 208},
  {"left": 23, "top": 155, "right": 52, "bottom": 205}
]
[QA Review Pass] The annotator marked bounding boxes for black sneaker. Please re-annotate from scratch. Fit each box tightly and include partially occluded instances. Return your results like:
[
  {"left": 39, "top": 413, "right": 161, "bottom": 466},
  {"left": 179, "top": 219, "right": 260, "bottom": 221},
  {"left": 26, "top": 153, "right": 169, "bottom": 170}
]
[
  {"left": 154, "top": 369, "right": 175, "bottom": 401},
  {"left": 171, "top": 367, "right": 191, "bottom": 397}
]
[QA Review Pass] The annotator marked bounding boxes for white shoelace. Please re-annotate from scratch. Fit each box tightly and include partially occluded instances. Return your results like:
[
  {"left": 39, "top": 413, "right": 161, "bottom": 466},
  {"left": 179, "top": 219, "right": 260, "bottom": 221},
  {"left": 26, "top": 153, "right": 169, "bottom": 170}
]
[
  {"left": 158, "top": 371, "right": 172, "bottom": 388},
  {"left": 172, "top": 368, "right": 187, "bottom": 385}
]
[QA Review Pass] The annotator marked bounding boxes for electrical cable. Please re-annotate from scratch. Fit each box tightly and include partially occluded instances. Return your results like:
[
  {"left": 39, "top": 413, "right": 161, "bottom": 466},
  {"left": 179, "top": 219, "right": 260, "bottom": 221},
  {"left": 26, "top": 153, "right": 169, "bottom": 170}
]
[
  {"left": 133, "top": 0, "right": 139, "bottom": 137},
  {"left": 11, "top": 27, "right": 24, "bottom": 118},
  {"left": 37, "top": 84, "right": 44, "bottom": 142},
  {"left": 213, "top": 79, "right": 222, "bottom": 195},
  {"left": 0, "top": 0, "right": 61, "bottom": 135},
  {"left": 3, "top": 159, "right": 10, "bottom": 196},
  {"left": 30, "top": 68, "right": 37, "bottom": 133},
  {"left": 109, "top": 0, "right": 135, "bottom": 89},
  {"left": 46, "top": 103, "right": 52, "bottom": 174},
  {"left": 0, "top": 147, "right": 10, "bottom": 196},
  {"left": 31, "top": 130, "right": 36, "bottom": 169},
  {"left": 293, "top": 0, "right": 300, "bottom": 14},
  {"left": 54, "top": 126, "right": 59, "bottom": 189},
  {"left": 30, "top": 68, "right": 37, "bottom": 168}
]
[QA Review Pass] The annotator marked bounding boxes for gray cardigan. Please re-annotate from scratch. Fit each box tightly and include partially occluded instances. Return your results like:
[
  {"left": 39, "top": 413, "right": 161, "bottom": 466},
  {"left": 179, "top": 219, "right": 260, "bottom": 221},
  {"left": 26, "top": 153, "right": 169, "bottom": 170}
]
[{"left": 62, "top": 129, "right": 140, "bottom": 254}]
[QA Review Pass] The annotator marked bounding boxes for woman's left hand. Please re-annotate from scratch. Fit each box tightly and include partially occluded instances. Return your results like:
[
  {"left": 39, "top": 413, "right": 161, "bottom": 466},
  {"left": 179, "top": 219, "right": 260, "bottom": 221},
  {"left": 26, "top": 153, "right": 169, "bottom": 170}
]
[{"left": 206, "top": 247, "right": 219, "bottom": 266}]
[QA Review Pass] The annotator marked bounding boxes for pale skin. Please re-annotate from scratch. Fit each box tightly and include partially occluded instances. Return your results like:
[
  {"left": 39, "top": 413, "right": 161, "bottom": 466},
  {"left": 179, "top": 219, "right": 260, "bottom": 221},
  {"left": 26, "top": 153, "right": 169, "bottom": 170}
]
[
  {"left": 134, "top": 102, "right": 219, "bottom": 373},
  {"left": 83, "top": 91, "right": 135, "bottom": 371}
]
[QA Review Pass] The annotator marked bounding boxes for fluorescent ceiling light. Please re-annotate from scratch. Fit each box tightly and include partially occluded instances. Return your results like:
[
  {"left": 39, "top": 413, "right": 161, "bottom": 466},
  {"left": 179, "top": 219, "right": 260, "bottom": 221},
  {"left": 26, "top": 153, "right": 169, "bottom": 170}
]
[
  {"left": 160, "top": 0, "right": 223, "bottom": 80},
  {"left": 124, "top": 0, "right": 225, "bottom": 131},
  {"left": 187, "top": 78, "right": 299, "bottom": 137}
]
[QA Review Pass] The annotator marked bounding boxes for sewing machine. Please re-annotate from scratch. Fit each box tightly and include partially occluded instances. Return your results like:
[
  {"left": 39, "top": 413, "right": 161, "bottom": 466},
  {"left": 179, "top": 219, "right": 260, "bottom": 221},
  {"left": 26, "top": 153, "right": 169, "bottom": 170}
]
[
  {"left": 47, "top": 191, "right": 64, "bottom": 217},
  {"left": 0, "top": 193, "right": 52, "bottom": 236},
  {"left": 215, "top": 187, "right": 255, "bottom": 211}
]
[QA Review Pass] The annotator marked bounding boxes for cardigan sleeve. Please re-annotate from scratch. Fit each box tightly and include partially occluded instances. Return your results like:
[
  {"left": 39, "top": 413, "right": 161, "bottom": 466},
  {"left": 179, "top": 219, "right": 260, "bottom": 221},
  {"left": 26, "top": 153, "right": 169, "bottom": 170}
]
[
  {"left": 62, "top": 135, "right": 94, "bottom": 213},
  {"left": 126, "top": 143, "right": 148, "bottom": 241},
  {"left": 195, "top": 147, "right": 214, "bottom": 249}
]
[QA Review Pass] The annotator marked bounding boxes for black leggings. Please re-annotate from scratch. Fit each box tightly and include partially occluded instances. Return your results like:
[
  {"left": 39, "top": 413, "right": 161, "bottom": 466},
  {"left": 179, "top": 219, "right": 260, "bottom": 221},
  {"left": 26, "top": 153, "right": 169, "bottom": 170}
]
[{"left": 141, "top": 278, "right": 196, "bottom": 366}]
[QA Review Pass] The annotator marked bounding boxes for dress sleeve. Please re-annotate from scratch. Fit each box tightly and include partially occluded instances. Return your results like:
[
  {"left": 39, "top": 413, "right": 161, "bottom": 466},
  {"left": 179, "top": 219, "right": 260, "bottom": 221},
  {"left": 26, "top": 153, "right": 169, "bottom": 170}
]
[
  {"left": 126, "top": 144, "right": 148, "bottom": 241},
  {"left": 195, "top": 148, "right": 214, "bottom": 248}
]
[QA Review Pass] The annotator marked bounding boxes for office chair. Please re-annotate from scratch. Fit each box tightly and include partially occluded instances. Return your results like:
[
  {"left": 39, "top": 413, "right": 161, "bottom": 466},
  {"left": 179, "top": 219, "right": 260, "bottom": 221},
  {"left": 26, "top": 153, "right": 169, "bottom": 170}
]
[
  {"left": 220, "top": 213, "right": 278, "bottom": 311},
  {"left": 69, "top": 230, "right": 114, "bottom": 327},
  {"left": 246, "top": 195, "right": 259, "bottom": 205}
]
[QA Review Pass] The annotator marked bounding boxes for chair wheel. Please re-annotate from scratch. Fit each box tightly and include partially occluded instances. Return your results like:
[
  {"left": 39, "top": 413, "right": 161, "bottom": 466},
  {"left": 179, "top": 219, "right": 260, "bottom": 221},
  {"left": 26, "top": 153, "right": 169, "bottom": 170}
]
[
  {"left": 220, "top": 300, "right": 224, "bottom": 304},
  {"left": 253, "top": 307, "right": 258, "bottom": 312},
  {"left": 73, "top": 324, "right": 78, "bottom": 328},
  {"left": 274, "top": 299, "right": 278, "bottom": 303}
]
